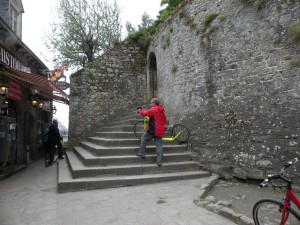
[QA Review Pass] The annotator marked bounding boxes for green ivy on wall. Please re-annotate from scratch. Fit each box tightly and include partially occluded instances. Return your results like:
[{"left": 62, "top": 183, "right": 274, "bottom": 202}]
[
  {"left": 171, "top": 64, "right": 178, "bottom": 73},
  {"left": 128, "top": 0, "right": 186, "bottom": 52},
  {"left": 162, "top": 36, "right": 171, "bottom": 50},
  {"left": 288, "top": 21, "right": 300, "bottom": 67},
  {"left": 240, "top": 0, "right": 266, "bottom": 9},
  {"left": 180, "top": 11, "right": 224, "bottom": 47},
  {"left": 290, "top": 60, "right": 300, "bottom": 68},
  {"left": 289, "top": 21, "right": 300, "bottom": 42}
]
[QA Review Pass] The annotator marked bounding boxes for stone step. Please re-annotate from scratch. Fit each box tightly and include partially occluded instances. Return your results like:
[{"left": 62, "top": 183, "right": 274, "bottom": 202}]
[
  {"left": 87, "top": 137, "right": 140, "bottom": 146},
  {"left": 108, "top": 119, "right": 143, "bottom": 126},
  {"left": 99, "top": 125, "right": 172, "bottom": 133},
  {"left": 100, "top": 125, "right": 136, "bottom": 132},
  {"left": 113, "top": 113, "right": 142, "bottom": 121},
  {"left": 95, "top": 130, "right": 173, "bottom": 139},
  {"left": 94, "top": 131, "right": 137, "bottom": 139},
  {"left": 79, "top": 141, "right": 188, "bottom": 156},
  {"left": 58, "top": 158, "right": 211, "bottom": 192},
  {"left": 67, "top": 151, "right": 200, "bottom": 178},
  {"left": 73, "top": 146, "right": 192, "bottom": 166},
  {"left": 58, "top": 111, "right": 201, "bottom": 192},
  {"left": 108, "top": 117, "right": 171, "bottom": 127},
  {"left": 101, "top": 113, "right": 142, "bottom": 127},
  {"left": 86, "top": 136, "right": 179, "bottom": 147}
]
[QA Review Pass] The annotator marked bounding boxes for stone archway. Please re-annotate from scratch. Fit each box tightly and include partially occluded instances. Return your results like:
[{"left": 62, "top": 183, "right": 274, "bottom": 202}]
[{"left": 148, "top": 52, "right": 157, "bottom": 98}]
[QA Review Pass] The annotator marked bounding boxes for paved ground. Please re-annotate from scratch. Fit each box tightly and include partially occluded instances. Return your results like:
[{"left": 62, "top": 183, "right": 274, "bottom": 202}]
[
  {"left": 200, "top": 177, "right": 300, "bottom": 225},
  {"left": 0, "top": 160, "right": 237, "bottom": 225},
  {"left": 204, "top": 179, "right": 283, "bottom": 218}
]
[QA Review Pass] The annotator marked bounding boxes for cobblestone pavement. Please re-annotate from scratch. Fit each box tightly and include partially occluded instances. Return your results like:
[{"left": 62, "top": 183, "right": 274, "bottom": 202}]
[
  {"left": 0, "top": 160, "right": 237, "bottom": 225},
  {"left": 204, "top": 179, "right": 282, "bottom": 218}
]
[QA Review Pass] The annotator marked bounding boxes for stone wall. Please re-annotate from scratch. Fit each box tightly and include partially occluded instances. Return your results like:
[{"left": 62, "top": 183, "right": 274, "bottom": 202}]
[
  {"left": 69, "top": 41, "right": 148, "bottom": 147},
  {"left": 148, "top": 0, "right": 300, "bottom": 179}
]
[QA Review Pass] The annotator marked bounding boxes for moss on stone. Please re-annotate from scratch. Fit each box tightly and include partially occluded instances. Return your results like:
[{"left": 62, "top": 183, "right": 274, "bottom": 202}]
[
  {"left": 290, "top": 60, "right": 300, "bottom": 68},
  {"left": 289, "top": 21, "right": 300, "bottom": 42}
]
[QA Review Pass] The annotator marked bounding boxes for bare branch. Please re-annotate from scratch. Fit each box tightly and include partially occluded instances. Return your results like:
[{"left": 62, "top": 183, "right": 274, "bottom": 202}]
[{"left": 44, "top": 0, "right": 122, "bottom": 68}]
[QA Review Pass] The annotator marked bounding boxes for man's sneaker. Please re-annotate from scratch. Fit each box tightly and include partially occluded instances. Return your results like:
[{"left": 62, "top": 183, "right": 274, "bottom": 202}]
[
  {"left": 136, "top": 153, "right": 145, "bottom": 158},
  {"left": 157, "top": 162, "right": 162, "bottom": 166}
]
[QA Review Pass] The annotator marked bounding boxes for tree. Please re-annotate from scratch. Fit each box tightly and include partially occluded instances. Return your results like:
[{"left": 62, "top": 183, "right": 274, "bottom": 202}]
[
  {"left": 45, "top": 0, "right": 122, "bottom": 68},
  {"left": 160, "top": 0, "right": 183, "bottom": 8},
  {"left": 138, "top": 12, "right": 154, "bottom": 30},
  {"left": 125, "top": 21, "right": 136, "bottom": 36},
  {"left": 125, "top": 12, "right": 154, "bottom": 37}
]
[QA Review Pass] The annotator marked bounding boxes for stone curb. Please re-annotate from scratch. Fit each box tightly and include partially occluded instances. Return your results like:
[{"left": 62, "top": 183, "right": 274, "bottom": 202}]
[{"left": 193, "top": 174, "right": 253, "bottom": 225}]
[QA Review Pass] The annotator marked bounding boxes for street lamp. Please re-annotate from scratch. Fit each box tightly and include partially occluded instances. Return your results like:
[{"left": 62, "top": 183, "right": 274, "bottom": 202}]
[
  {"left": 0, "top": 86, "right": 8, "bottom": 96},
  {"left": 0, "top": 77, "right": 9, "bottom": 96},
  {"left": 31, "top": 96, "right": 39, "bottom": 107}
]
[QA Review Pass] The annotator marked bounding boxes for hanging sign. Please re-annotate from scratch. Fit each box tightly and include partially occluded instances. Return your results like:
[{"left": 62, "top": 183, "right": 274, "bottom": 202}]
[
  {"left": 7, "top": 80, "right": 21, "bottom": 101},
  {"left": 50, "top": 61, "right": 69, "bottom": 81},
  {"left": 55, "top": 81, "right": 70, "bottom": 90}
]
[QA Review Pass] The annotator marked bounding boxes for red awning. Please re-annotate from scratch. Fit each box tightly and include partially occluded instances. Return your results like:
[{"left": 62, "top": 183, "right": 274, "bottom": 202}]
[{"left": 0, "top": 64, "right": 69, "bottom": 104}]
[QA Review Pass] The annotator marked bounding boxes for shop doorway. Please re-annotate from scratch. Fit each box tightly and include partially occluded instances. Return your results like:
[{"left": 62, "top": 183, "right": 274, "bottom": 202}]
[{"left": 0, "top": 99, "right": 17, "bottom": 168}]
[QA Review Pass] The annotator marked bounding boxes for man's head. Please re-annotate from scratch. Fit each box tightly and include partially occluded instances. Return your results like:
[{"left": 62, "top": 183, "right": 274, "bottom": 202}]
[
  {"left": 53, "top": 119, "right": 58, "bottom": 126},
  {"left": 151, "top": 98, "right": 160, "bottom": 106}
]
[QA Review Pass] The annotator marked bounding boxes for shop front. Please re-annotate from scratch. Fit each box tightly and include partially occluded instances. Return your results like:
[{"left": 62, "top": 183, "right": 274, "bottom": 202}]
[
  {"left": 0, "top": 40, "right": 68, "bottom": 178},
  {"left": 0, "top": 0, "right": 69, "bottom": 179}
]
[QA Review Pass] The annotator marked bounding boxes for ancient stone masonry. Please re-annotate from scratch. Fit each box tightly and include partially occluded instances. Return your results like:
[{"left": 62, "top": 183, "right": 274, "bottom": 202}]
[
  {"left": 69, "top": 41, "right": 148, "bottom": 147},
  {"left": 69, "top": 0, "right": 300, "bottom": 181},
  {"left": 147, "top": 0, "right": 300, "bottom": 180}
]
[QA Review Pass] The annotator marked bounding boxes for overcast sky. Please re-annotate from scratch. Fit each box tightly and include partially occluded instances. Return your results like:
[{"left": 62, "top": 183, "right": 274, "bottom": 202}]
[{"left": 21, "top": 0, "right": 162, "bottom": 128}]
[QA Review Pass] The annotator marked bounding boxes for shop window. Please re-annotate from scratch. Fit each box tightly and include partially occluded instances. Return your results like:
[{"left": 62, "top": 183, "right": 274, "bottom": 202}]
[
  {"left": 9, "top": 3, "right": 21, "bottom": 37},
  {"left": 1, "top": 99, "right": 16, "bottom": 118}
]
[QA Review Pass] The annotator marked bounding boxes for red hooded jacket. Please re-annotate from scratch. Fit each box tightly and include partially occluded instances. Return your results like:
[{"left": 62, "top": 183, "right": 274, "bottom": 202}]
[{"left": 138, "top": 105, "right": 166, "bottom": 137}]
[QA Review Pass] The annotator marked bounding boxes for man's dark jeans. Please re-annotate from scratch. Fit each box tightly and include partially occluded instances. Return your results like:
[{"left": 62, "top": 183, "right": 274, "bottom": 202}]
[
  {"left": 139, "top": 132, "right": 163, "bottom": 164},
  {"left": 48, "top": 141, "right": 63, "bottom": 162}
]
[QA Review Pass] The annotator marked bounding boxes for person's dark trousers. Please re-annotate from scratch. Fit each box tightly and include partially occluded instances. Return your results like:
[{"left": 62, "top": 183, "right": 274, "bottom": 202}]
[
  {"left": 48, "top": 143, "right": 55, "bottom": 163},
  {"left": 48, "top": 141, "right": 64, "bottom": 161},
  {"left": 139, "top": 132, "right": 163, "bottom": 165},
  {"left": 56, "top": 141, "right": 64, "bottom": 159},
  {"left": 43, "top": 142, "right": 50, "bottom": 156}
]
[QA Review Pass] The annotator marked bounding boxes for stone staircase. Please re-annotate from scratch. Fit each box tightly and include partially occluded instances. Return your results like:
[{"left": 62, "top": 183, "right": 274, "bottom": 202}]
[{"left": 58, "top": 112, "right": 210, "bottom": 192}]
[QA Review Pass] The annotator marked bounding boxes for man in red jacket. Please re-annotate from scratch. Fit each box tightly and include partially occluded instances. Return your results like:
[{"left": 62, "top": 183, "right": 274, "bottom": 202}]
[{"left": 136, "top": 98, "right": 166, "bottom": 166}]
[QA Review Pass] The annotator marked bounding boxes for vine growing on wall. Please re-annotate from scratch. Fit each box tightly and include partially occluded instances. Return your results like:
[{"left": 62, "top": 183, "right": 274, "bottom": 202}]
[
  {"left": 128, "top": 0, "right": 189, "bottom": 51},
  {"left": 199, "top": 12, "right": 220, "bottom": 46},
  {"left": 180, "top": 11, "right": 226, "bottom": 47}
]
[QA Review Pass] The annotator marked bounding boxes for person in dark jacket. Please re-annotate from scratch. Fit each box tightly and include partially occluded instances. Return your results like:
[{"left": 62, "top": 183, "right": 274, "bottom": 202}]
[
  {"left": 136, "top": 98, "right": 166, "bottom": 166},
  {"left": 48, "top": 119, "right": 64, "bottom": 163}
]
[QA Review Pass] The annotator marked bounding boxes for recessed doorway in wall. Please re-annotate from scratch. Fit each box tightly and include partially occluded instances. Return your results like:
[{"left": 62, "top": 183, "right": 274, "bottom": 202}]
[{"left": 148, "top": 52, "right": 157, "bottom": 98}]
